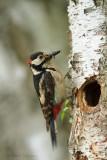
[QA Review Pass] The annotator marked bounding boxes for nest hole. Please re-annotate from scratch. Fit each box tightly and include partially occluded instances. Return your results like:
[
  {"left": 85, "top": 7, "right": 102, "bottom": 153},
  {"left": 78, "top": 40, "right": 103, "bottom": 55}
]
[{"left": 83, "top": 80, "right": 101, "bottom": 107}]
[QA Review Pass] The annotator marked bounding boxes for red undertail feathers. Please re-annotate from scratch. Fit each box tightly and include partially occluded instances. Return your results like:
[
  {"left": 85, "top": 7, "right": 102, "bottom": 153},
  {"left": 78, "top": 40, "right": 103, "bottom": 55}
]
[{"left": 53, "top": 101, "right": 64, "bottom": 120}]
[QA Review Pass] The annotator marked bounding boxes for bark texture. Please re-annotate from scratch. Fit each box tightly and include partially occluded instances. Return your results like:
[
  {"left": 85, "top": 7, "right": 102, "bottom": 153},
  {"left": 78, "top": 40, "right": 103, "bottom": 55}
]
[{"left": 67, "top": 0, "right": 107, "bottom": 159}]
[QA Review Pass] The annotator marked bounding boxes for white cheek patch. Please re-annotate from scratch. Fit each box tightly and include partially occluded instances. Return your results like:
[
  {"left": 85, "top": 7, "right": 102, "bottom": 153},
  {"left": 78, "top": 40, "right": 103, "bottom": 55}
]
[{"left": 32, "top": 58, "right": 42, "bottom": 66}]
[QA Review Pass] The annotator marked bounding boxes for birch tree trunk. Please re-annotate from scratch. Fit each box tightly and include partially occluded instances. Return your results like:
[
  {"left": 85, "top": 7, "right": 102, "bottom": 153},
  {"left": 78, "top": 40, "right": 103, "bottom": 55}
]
[{"left": 67, "top": 0, "right": 107, "bottom": 159}]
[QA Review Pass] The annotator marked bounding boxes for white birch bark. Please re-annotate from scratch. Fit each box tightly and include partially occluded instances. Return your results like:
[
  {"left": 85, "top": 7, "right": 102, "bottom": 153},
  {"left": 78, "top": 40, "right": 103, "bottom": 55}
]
[{"left": 67, "top": 0, "right": 107, "bottom": 159}]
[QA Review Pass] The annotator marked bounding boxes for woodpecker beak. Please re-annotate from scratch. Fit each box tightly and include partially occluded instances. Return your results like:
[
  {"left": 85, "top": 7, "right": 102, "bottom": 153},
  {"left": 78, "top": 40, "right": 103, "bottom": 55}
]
[
  {"left": 26, "top": 59, "right": 32, "bottom": 64},
  {"left": 50, "top": 50, "right": 61, "bottom": 57},
  {"left": 44, "top": 50, "right": 60, "bottom": 61}
]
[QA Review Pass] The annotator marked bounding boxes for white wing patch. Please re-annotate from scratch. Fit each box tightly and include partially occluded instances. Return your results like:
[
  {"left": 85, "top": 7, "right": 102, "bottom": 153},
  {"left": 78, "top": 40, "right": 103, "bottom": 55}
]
[{"left": 39, "top": 74, "right": 45, "bottom": 105}]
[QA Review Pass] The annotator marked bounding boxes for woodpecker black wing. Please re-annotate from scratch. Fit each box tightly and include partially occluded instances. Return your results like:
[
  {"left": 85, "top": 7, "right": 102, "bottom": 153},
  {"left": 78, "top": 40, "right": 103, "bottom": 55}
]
[{"left": 39, "top": 71, "right": 57, "bottom": 146}]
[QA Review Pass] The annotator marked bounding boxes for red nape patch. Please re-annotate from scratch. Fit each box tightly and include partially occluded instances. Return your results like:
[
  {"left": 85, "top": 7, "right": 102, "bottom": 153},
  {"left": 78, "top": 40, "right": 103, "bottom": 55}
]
[{"left": 53, "top": 101, "right": 64, "bottom": 120}]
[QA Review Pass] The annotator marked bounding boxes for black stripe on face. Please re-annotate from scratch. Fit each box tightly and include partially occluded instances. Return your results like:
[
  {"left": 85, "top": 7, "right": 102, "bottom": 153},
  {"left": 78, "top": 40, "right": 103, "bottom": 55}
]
[
  {"left": 30, "top": 52, "right": 43, "bottom": 61},
  {"left": 31, "top": 64, "right": 45, "bottom": 72}
]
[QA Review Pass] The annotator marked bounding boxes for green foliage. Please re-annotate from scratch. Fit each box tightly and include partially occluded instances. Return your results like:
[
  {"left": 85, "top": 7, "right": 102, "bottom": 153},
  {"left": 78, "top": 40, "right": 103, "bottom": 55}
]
[{"left": 60, "top": 99, "right": 73, "bottom": 124}]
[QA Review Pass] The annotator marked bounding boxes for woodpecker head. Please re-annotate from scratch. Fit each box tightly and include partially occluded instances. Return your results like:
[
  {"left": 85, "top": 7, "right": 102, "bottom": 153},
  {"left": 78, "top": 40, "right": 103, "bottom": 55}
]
[{"left": 27, "top": 50, "right": 60, "bottom": 74}]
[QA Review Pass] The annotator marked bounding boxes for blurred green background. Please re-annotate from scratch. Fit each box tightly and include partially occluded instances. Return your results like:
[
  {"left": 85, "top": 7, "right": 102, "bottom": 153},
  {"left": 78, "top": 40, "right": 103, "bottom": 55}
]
[{"left": 0, "top": 0, "right": 70, "bottom": 160}]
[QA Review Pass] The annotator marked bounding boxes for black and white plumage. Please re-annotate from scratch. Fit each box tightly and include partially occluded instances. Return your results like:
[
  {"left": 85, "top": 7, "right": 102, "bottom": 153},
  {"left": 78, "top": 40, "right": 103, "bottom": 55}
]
[{"left": 27, "top": 51, "right": 65, "bottom": 146}]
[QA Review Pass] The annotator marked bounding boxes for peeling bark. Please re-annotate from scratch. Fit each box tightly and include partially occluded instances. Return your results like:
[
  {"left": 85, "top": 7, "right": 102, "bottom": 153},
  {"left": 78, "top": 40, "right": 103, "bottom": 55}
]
[{"left": 67, "top": 0, "right": 107, "bottom": 159}]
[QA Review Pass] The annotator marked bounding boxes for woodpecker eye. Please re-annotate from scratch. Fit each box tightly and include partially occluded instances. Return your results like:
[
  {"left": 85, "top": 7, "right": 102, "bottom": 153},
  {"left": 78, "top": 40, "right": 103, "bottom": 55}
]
[{"left": 39, "top": 55, "right": 43, "bottom": 59}]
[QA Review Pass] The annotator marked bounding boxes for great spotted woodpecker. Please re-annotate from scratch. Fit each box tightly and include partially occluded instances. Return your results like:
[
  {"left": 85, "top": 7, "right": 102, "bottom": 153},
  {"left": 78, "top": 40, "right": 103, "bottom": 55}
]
[{"left": 27, "top": 51, "right": 65, "bottom": 146}]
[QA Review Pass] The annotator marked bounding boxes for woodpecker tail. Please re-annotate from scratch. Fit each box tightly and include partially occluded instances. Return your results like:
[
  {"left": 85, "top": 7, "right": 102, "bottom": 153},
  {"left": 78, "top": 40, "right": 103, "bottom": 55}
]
[{"left": 50, "top": 117, "right": 57, "bottom": 147}]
